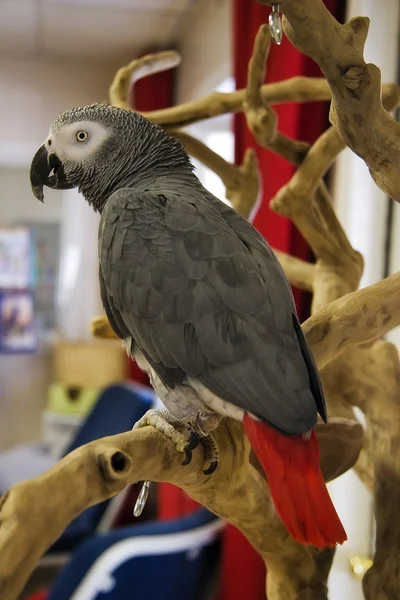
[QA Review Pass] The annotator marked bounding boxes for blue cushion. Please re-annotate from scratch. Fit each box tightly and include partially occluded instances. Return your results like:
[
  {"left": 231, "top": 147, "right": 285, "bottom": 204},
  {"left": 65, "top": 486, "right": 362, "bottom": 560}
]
[
  {"left": 63, "top": 383, "right": 154, "bottom": 454},
  {"left": 47, "top": 510, "right": 222, "bottom": 600},
  {"left": 49, "top": 383, "right": 153, "bottom": 553}
]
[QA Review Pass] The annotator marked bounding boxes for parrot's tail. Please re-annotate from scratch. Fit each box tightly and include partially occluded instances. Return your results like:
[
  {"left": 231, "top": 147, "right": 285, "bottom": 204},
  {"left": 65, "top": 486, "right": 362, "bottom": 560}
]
[{"left": 242, "top": 413, "right": 347, "bottom": 549}]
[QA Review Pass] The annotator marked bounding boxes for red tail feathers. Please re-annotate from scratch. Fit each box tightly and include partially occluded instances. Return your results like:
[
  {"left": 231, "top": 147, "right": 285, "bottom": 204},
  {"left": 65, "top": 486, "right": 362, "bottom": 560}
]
[{"left": 243, "top": 413, "right": 346, "bottom": 549}]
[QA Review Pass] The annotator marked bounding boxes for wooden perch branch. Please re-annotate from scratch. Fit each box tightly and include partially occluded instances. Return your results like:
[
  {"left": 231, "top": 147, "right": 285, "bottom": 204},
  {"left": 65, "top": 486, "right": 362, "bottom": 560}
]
[
  {"left": 259, "top": 0, "right": 400, "bottom": 200},
  {"left": 91, "top": 315, "right": 119, "bottom": 339},
  {"left": 141, "top": 77, "right": 333, "bottom": 129},
  {"left": 0, "top": 418, "right": 362, "bottom": 600},
  {"left": 273, "top": 251, "right": 315, "bottom": 292},
  {"left": 109, "top": 50, "right": 181, "bottom": 109},
  {"left": 244, "top": 24, "right": 310, "bottom": 165},
  {"left": 303, "top": 272, "right": 400, "bottom": 370},
  {"left": 243, "top": 20, "right": 363, "bottom": 301},
  {"left": 142, "top": 79, "right": 399, "bottom": 131},
  {"left": 108, "top": 50, "right": 400, "bottom": 132}
]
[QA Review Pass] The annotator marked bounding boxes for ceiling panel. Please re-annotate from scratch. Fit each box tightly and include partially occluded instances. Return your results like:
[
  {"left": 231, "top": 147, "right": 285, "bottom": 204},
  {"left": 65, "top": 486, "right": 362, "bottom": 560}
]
[
  {"left": 0, "top": 0, "right": 196, "bottom": 62},
  {"left": 0, "top": 1, "right": 37, "bottom": 55},
  {"left": 40, "top": 4, "right": 180, "bottom": 61},
  {"left": 40, "top": 0, "right": 193, "bottom": 9}
]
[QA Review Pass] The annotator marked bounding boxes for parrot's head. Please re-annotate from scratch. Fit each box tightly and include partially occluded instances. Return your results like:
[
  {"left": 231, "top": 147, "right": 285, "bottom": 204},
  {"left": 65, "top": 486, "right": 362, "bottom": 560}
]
[{"left": 30, "top": 103, "right": 190, "bottom": 211}]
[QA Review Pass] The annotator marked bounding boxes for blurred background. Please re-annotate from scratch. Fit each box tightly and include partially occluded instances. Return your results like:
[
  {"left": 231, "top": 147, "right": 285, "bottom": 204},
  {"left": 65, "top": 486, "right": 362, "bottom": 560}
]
[{"left": 0, "top": 1, "right": 399, "bottom": 599}]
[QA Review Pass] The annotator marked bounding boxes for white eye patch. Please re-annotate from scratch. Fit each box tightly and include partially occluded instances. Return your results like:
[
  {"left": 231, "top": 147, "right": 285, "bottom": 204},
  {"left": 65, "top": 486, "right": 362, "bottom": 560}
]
[{"left": 50, "top": 120, "right": 110, "bottom": 162}]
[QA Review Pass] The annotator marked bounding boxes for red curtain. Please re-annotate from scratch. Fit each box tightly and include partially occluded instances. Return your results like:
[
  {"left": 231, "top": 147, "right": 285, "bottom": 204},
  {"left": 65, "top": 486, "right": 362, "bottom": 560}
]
[
  {"left": 26, "top": 592, "right": 47, "bottom": 600},
  {"left": 128, "top": 52, "right": 199, "bottom": 520},
  {"left": 216, "top": 2, "right": 346, "bottom": 600}
]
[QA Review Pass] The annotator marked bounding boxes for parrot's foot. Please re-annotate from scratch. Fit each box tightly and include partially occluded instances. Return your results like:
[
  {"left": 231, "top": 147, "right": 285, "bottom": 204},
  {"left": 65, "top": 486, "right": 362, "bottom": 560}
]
[{"left": 133, "top": 408, "right": 221, "bottom": 475}]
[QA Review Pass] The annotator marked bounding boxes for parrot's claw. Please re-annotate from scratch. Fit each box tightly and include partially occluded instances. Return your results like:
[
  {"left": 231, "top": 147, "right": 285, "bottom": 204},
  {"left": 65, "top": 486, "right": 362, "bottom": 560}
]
[
  {"left": 203, "top": 460, "right": 218, "bottom": 476},
  {"left": 133, "top": 408, "right": 220, "bottom": 475},
  {"left": 181, "top": 430, "right": 200, "bottom": 466},
  {"left": 201, "top": 433, "right": 219, "bottom": 475}
]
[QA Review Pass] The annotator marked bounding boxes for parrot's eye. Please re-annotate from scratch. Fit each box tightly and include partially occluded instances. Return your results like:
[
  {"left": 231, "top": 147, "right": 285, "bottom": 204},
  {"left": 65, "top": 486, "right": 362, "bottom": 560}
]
[{"left": 76, "top": 131, "right": 88, "bottom": 142}]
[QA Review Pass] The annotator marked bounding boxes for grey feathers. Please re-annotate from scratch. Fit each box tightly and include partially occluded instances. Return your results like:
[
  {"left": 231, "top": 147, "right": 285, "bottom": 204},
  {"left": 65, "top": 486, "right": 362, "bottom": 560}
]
[
  {"left": 35, "top": 103, "right": 327, "bottom": 437},
  {"left": 53, "top": 104, "right": 194, "bottom": 213},
  {"left": 99, "top": 186, "right": 326, "bottom": 435}
]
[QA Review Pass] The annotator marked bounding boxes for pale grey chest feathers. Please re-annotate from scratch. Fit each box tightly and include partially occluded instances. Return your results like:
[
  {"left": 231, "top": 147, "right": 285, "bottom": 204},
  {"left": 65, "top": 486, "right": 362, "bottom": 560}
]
[{"left": 122, "top": 337, "right": 245, "bottom": 422}]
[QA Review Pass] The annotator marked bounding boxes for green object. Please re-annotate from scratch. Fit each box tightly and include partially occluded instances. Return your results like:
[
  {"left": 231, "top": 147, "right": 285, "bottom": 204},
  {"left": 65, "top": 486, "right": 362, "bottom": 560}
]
[{"left": 47, "top": 383, "right": 99, "bottom": 416}]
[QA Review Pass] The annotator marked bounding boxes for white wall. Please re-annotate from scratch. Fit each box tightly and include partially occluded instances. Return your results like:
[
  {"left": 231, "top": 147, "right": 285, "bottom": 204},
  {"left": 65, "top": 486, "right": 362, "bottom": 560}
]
[
  {"left": 175, "top": 0, "right": 233, "bottom": 204},
  {"left": 57, "top": 189, "right": 102, "bottom": 341},
  {"left": 176, "top": 0, "right": 231, "bottom": 103},
  {"left": 0, "top": 166, "right": 63, "bottom": 225},
  {"left": 0, "top": 55, "right": 118, "bottom": 167}
]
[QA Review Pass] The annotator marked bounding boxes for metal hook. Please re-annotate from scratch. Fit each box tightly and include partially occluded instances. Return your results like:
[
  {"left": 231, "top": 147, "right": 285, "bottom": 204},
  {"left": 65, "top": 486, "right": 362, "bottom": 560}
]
[
  {"left": 133, "top": 480, "right": 151, "bottom": 517},
  {"left": 269, "top": 4, "right": 282, "bottom": 45}
]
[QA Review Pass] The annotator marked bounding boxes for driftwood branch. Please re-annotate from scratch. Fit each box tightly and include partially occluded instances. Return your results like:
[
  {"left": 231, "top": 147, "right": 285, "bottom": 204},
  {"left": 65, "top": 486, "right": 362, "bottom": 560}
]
[
  {"left": 143, "top": 80, "right": 399, "bottom": 131},
  {"left": 0, "top": 417, "right": 362, "bottom": 600},
  {"left": 259, "top": 0, "right": 400, "bottom": 201},
  {"left": 243, "top": 23, "right": 361, "bottom": 277},
  {"left": 107, "top": 43, "right": 400, "bottom": 132},
  {"left": 142, "top": 77, "right": 334, "bottom": 129},
  {"left": 109, "top": 50, "right": 181, "bottom": 109},
  {"left": 244, "top": 24, "right": 310, "bottom": 165},
  {"left": 303, "top": 272, "right": 400, "bottom": 370}
]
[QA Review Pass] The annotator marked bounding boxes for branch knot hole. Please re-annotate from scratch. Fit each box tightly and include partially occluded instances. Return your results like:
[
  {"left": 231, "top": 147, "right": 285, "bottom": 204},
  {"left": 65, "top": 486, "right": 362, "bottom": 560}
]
[
  {"left": 97, "top": 449, "right": 132, "bottom": 482},
  {"left": 111, "top": 451, "right": 130, "bottom": 473}
]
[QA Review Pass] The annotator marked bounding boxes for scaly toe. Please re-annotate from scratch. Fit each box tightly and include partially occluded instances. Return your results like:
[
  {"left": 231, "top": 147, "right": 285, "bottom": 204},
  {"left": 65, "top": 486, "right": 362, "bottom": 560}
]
[{"left": 133, "top": 409, "right": 202, "bottom": 464}]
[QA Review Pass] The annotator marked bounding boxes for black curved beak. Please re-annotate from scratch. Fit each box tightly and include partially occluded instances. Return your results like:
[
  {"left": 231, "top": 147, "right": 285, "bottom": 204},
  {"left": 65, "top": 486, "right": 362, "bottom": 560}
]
[{"left": 30, "top": 145, "right": 74, "bottom": 202}]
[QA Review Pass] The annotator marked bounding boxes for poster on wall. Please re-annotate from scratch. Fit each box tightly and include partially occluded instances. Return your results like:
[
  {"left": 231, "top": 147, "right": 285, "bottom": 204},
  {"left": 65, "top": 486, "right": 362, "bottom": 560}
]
[
  {"left": 17, "top": 222, "right": 60, "bottom": 330},
  {"left": 0, "top": 290, "right": 37, "bottom": 353},
  {"left": 0, "top": 227, "right": 34, "bottom": 289}
]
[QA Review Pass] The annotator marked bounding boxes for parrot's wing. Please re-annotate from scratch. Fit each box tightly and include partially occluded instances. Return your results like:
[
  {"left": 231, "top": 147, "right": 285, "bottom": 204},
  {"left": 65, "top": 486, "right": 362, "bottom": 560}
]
[
  {"left": 209, "top": 199, "right": 327, "bottom": 423},
  {"left": 100, "top": 188, "right": 325, "bottom": 435}
]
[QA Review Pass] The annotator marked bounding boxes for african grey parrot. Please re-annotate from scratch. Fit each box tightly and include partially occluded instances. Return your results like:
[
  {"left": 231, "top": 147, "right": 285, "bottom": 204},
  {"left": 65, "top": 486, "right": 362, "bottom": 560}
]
[{"left": 30, "top": 104, "right": 346, "bottom": 548}]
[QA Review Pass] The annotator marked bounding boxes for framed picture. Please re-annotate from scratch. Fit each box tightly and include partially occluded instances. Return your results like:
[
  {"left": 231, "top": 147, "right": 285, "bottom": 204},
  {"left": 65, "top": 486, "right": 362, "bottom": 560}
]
[
  {"left": 15, "top": 222, "right": 60, "bottom": 331},
  {"left": 0, "top": 227, "right": 34, "bottom": 289},
  {"left": 0, "top": 290, "right": 37, "bottom": 353}
]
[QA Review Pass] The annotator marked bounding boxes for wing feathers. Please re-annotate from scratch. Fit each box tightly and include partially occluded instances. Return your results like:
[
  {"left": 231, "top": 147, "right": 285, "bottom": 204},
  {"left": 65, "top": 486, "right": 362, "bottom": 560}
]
[{"left": 99, "top": 188, "right": 324, "bottom": 434}]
